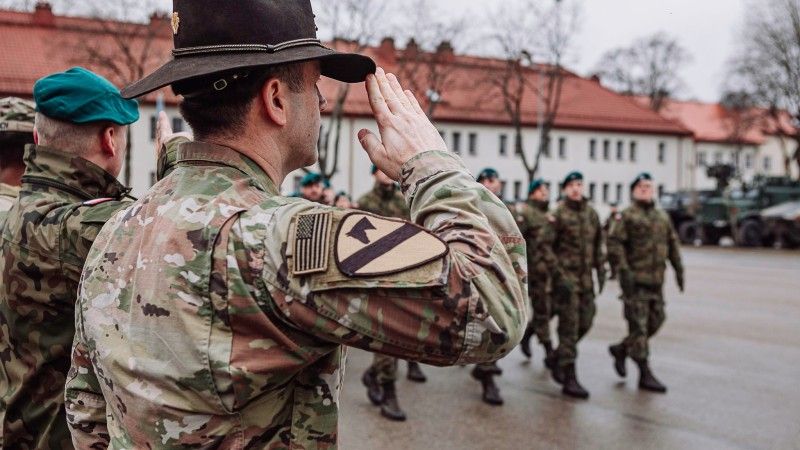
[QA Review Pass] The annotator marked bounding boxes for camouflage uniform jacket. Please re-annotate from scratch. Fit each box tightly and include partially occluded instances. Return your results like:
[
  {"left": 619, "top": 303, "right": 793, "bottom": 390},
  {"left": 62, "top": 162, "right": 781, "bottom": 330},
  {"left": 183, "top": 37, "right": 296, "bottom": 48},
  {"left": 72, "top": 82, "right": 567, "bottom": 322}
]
[
  {"left": 357, "top": 182, "right": 409, "bottom": 219},
  {"left": 516, "top": 200, "right": 558, "bottom": 283},
  {"left": 552, "top": 198, "right": 606, "bottom": 290},
  {"left": 607, "top": 201, "right": 683, "bottom": 287},
  {"left": 66, "top": 143, "right": 528, "bottom": 449},
  {"left": 0, "top": 146, "right": 133, "bottom": 449},
  {"left": 0, "top": 182, "right": 20, "bottom": 224}
]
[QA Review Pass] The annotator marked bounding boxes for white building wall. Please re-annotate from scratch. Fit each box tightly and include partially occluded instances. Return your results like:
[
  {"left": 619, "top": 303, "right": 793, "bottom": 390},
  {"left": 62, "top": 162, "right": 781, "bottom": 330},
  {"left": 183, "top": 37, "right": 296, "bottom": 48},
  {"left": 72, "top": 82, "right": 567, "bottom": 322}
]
[
  {"left": 125, "top": 104, "right": 184, "bottom": 197},
  {"left": 690, "top": 137, "right": 796, "bottom": 192}
]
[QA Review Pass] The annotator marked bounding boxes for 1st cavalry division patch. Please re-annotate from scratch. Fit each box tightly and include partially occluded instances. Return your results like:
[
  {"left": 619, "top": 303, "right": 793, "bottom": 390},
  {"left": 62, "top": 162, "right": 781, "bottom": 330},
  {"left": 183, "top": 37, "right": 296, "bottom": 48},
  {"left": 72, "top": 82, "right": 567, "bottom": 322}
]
[
  {"left": 335, "top": 213, "right": 448, "bottom": 277},
  {"left": 293, "top": 212, "right": 333, "bottom": 275}
]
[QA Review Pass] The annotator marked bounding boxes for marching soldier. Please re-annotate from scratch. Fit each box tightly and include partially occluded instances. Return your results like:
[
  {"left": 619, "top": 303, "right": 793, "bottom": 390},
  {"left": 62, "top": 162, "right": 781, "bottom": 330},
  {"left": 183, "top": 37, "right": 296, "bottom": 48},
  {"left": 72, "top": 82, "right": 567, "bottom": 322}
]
[
  {"left": 359, "top": 165, "right": 427, "bottom": 421},
  {"left": 550, "top": 171, "right": 606, "bottom": 399},
  {"left": 65, "top": 1, "right": 528, "bottom": 447},
  {"left": 607, "top": 173, "right": 684, "bottom": 393},
  {"left": 0, "top": 68, "right": 169, "bottom": 449},
  {"left": 0, "top": 97, "right": 35, "bottom": 217}
]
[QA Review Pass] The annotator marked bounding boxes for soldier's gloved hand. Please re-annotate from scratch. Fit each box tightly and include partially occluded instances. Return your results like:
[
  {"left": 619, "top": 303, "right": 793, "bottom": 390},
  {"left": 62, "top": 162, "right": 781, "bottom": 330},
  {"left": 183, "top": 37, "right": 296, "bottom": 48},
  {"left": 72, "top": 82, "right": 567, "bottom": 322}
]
[
  {"left": 358, "top": 68, "right": 448, "bottom": 181},
  {"left": 676, "top": 270, "right": 685, "bottom": 293}
]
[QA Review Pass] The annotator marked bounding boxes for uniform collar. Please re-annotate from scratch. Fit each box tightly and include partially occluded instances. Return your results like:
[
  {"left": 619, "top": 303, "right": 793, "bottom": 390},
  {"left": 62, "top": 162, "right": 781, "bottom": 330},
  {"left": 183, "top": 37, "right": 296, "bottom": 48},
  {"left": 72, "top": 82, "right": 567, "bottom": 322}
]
[
  {"left": 0, "top": 183, "right": 20, "bottom": 198},
  {"left": 372, "top": 181, "right": 398, "bottom": 199},
  {"left": 565, "top": 197, "right": 586, "bottom": 210},
  {"left": 22, "top": 145, "right": 129, "bottom": 200},
  {"left": 634, "top": 199, "right": 656, "bottom": 211},
  {"left": 174, "top": 141, "right": 280, "bottom": 196},
  {"left": 528, "top": 199, "right": 549, "bottom": 211}
]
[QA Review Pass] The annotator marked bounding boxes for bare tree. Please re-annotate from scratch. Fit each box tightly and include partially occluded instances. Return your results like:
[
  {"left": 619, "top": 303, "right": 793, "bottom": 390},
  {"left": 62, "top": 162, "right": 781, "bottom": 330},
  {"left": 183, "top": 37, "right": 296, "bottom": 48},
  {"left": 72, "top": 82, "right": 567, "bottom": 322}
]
[
  {"left": 727, "top": 0, "right": 800, "bottom": 179},
  {"left": 483, "top": 0, "right": 581, "bottom": 185},
  {"left": 312, "top": 0, "right": 389, "bottom": 182},
  {"left": 56, "top": 0, "right": 170, "bottom": 186},
  {"left": 719, "top": 90, "right": 762, "bottom": 173},
  {"left": 594, "top": 32, "right": 692, "bottom": 112}
]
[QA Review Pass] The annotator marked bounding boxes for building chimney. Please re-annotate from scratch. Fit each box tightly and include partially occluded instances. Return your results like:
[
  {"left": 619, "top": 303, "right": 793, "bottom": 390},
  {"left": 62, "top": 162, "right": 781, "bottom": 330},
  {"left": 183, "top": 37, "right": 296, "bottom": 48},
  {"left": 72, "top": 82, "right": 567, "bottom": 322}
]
[
  {"left": 148, "top": 11, "right": 171, "bottom": 36},
  {"left": 404, "top": 38, "right": 419, "bottom": 59},
  {"left": 590, "top": 73, "right": 602, "bottom": 84},
  {"left": 32, "top": 2, "right": 55, "bottom": 27},
  {"left": 436, "top": 41, "right": 455, "bottom": 63},
  {"left": 377, "top": 37, "right": 396, "bottom": 64}
]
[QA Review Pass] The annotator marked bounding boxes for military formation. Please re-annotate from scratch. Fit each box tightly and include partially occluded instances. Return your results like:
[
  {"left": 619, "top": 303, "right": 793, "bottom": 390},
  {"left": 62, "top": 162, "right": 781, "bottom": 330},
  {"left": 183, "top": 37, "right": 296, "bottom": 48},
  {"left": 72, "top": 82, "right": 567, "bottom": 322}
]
[{"left": 0, "top": 0, "right": 686, "bottom": 447}]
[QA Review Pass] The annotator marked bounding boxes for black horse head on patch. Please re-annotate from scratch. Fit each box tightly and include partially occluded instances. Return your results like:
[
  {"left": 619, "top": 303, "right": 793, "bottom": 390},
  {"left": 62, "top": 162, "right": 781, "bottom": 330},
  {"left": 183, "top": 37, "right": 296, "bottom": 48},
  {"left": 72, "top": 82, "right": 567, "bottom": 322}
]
[{"left": 346, "top": 217, "right": 376, "bottom": 245}]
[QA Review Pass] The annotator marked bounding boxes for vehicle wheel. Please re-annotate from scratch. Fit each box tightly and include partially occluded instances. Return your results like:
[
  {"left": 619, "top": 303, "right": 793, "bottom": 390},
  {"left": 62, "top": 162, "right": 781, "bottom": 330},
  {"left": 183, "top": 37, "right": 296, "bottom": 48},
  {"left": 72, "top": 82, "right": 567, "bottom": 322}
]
[
  {"left": 678, "top": 221, "right": 701, "bottom": 245},
  {"left": 737, "top": 220, "right": 764, "bottom": 247}
]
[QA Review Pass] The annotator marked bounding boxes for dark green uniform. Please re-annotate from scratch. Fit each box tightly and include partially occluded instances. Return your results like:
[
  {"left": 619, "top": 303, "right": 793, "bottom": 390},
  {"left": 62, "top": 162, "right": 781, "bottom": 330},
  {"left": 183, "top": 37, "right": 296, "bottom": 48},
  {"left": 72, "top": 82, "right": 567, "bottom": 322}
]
[
  {"left": 357, "top": 182, "right": 410, "bottom": 384},
  {"left": 607, "top": 200, "right": 684, "bottom": 361},
  {"left": 552, "top": 198, "right": 606, "bottom": 367},
  {"left": 516, "top": 199, "right": 559, "bottom": 345}
]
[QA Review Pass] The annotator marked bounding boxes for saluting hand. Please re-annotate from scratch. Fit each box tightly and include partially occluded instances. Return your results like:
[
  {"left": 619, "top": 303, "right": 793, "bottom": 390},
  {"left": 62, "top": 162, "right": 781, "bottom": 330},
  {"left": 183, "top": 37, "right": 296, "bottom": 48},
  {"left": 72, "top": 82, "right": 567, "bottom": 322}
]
[
  {"left": 358, "top": 67, "right": 448, "bottom": 181},
  {"left": 154, "top": 111, "right": 193, "bottom": 159}
]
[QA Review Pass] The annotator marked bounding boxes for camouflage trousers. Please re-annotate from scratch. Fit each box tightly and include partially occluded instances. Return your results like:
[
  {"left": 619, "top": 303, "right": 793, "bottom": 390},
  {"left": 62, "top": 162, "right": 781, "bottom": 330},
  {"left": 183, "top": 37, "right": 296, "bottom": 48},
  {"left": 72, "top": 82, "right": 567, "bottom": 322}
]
[
  {"left": 620, "top": 284, "right": 666, "bottom": 361},
  {"left": 554, "top": 276, "right": 596, "bottom": 367},
  {"left": 370, "top": 354, "right": 398, "bottom": 384},
  {"left": 529, "top": 280, "right": 552, "bottom": 345}
]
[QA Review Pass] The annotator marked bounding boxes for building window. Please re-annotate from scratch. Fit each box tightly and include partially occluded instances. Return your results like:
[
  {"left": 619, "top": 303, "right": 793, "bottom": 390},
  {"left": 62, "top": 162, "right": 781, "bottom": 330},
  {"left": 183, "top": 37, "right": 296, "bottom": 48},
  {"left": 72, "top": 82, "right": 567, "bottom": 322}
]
[
  {"left": 514, "top": 181, "right": 522, "bottom": 201},
  {"left": 616, "top": 183, "right": 623, "bottom": 203},
  {"left": 630, "top": 141, "right": 638, "bottom": 162},
  {"left": 589, "top": 182, "right": 596, "bottom": 201},
  {"left": 602, "top": 183, "right": 609, "bottom": 203},
  {"left": 603, "top": 140, "right": 610, "bottom": 161},
  {"left": 172, "top": 117, "right": 184, "bottom": 133},
  {"left": 452, "top": 132, "right": 462, "bottom": 155},
  {"left": 558, "top": 137, "right": 567, "bottom": 159},
  {"left": 149, "top": 171, "right": 156, "bottom": 187},
  {"left": 698, "top": 151, "right": 707, "bottom": 166},
  {"left": 745, "top": 153, "right": 754, "bottom": 169},
  {"left": 149, "top": 115, "right": 157, "bottom": 141},
  {"left": 500, "top": 181, "right": 507, "bottom": 199},
  {"left": 658, "top": 184, "right": 665, "bottom": 198},
  {"left": 589, "top": 139, "right": 597, "bottom": 160},
  {"left": 468, "top": 133, "right": 478, "bottom": 156},
  {"left": 542, "top": 139, "right": 551, "bottom": 158},
  {"left": 499, "top": 134, "right": 508, "bottom": 156},
  {"left": 438, "top": 130, "right": 445, "bottom": 140},
  {"left": 617, "top": 141, "right": 624, "bottom": 161},
  {"left": 714, "top": 152, "right": 723, "bottom": 164},
  {"left": 658, "top": 142, "right": 666, "bottom": 163},
  {"left": 764, "top": 157, "right": 772, "bottom": 171}
]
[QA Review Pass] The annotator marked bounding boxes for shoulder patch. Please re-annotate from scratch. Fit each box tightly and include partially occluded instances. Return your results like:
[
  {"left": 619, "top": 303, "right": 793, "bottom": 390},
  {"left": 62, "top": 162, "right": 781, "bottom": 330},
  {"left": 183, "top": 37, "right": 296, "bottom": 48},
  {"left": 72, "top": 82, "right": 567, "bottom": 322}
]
[
  {"left": 83, "top": 198, "right": 115, "bottom": 207},
  {"left": 292, "top": 211, "right": 333, "bottom": 276},
  {"left": 335, "top": 213, "right": 448, "bottom": 278}
]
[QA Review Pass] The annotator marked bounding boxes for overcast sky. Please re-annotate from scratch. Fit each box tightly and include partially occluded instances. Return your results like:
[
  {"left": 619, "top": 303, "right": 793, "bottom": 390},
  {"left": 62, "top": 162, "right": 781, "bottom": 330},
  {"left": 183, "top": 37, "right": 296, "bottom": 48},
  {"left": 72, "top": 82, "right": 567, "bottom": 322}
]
[{"left": 435, "top": 0, "right": 747, "bottom": 102}]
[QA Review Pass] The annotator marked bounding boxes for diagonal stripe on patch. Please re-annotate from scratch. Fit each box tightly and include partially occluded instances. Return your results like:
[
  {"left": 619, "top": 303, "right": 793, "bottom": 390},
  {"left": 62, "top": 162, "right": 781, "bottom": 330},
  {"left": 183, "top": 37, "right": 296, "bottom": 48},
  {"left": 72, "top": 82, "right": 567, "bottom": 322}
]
[{"left": 338, "top": 223, "right": 422, "bottom": 276}]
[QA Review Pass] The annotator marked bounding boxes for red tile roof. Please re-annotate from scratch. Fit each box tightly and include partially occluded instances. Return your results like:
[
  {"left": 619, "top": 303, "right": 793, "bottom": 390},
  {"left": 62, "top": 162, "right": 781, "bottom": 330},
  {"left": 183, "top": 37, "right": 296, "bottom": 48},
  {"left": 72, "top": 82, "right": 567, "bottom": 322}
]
[{"left": 0, "top": 6, "right": 690, "bottom": 136}]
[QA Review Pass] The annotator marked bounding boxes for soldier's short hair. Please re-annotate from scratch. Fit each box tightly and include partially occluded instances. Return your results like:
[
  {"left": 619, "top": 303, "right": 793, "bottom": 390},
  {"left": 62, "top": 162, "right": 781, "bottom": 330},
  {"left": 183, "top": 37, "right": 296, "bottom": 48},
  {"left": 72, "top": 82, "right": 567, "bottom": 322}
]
[
  {"left": 34, "top": 113, "right": 122, "bottom": 157},
  {"left": 178, "top": 63, "right": 307, "bottom": 140}
]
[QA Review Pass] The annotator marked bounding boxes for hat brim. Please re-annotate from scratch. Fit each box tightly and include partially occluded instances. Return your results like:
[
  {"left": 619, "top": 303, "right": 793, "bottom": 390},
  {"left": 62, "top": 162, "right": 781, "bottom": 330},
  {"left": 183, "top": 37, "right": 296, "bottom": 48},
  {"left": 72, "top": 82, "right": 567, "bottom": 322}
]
[{"left": 121, "top": 45, "right": 375, "bottom": 99}]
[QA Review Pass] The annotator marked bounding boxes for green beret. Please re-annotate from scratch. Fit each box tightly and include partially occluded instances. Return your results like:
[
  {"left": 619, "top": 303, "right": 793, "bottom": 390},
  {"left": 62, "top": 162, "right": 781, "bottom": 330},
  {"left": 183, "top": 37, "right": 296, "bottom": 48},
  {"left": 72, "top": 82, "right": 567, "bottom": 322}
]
[
  {"left": 562, "top": 171, "right": 583, "bottom": 188},
  {"left": 477, "top": 168, "right": 500, "bottom": 182},
  {"left": 371, "top": 164, "right": 378, "bottom": 175},
  {"left": 528, "top": 178, "right": 546, "bottom": 195},
  {"left": 34, "top": 67, "right": 139, "bottom": 125},
  {"left": 300, "top": 172, "right": 323, "bottom": 187},
  {"left": 631, "top": 172, "right": 653, "bottom": 191}
]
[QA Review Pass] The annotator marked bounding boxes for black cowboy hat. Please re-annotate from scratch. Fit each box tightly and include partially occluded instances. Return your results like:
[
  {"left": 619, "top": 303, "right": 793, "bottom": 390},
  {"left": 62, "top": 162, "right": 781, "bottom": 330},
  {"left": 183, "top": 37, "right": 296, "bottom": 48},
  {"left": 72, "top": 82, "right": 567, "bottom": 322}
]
[{"left": 121, "top": 0, "right": 376, "bottom": 99}]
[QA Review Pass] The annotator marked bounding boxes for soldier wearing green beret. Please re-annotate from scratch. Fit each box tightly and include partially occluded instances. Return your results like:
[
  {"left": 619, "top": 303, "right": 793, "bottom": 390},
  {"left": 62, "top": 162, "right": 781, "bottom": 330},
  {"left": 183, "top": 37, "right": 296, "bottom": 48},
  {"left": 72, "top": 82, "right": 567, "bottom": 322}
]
[
  {"left": 516, "top": 179, "right": 568, "bottom": 366},
  {"left": 358, "top": 165, "right": 427, "bottom": 421},
  {"left": 0, "top": 67, "right": 176, "bottom": 449},
  {"left": 65, "top": 1, "right": 527, "bottom": 447},
  {"left": 607, "top": 173, "right": 684, "bottom": 393},
  {"left": 548, "top": 171, "right": 606, "bottom": 399},
  {"left": 300, "top": 171, "right": 325, "bottom": 203},
  {"left": 0, "top": 97, "right": 35, "bottom": 219}
]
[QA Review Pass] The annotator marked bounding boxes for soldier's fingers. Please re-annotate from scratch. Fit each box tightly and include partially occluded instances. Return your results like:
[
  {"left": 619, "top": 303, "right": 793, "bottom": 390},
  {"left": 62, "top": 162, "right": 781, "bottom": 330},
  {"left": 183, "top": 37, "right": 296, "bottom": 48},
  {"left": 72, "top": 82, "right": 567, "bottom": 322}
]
[
  {"left": 405, "top": 90, "right": 425, "bottom": 116},
  {"left": 375, "top": 68, "right": 402, "bottom": 114},
  {"left": 365, "top": 73, "right": 391, "bottom": 119},
  {"left": 387, "top": 74, "right": 411, "bottom": 111},
  {"left": 358, "top": 129, "right": 387, "bottom": 161}
]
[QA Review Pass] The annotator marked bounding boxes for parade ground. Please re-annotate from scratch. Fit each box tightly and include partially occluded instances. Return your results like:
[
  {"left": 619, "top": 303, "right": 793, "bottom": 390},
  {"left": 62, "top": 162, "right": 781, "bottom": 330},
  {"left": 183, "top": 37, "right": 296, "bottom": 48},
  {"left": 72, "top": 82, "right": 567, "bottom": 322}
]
[{"left": 339, "top": 247, "right": 800, "bottom": 450}]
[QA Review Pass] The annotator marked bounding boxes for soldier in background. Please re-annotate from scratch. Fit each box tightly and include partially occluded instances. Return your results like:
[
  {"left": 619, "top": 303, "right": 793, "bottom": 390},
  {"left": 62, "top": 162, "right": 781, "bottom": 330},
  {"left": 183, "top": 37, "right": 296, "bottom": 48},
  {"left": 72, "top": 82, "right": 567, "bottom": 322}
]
[
  {"left": 604, "top": 202, "right": 621, "bottom": 280},
  {"left": 334, "top": 191, "right": 353, "bottom": 208},
  {"left": 65, "top": 0, "right": 527, "bottom": 445},
  {"left": 550, "top": 171, "right": 606, "bottom": 399},
  {"left": 517, "top": 179, "right": 568, "bottom": 366},
  {"left": 359, "top": 165, "right": 427, "bottom": 421},
  {"left": 0, "top": 98, "right": 35, "bottom": 217},
  {"left": 607, "top": 173, "right": 684, "bottom": 393},
  {"left": 299, "top": 171, "right": 325, "bottom": 203},
  {"left": 0, "top": 67, "right": 154, "bottom": 449}
]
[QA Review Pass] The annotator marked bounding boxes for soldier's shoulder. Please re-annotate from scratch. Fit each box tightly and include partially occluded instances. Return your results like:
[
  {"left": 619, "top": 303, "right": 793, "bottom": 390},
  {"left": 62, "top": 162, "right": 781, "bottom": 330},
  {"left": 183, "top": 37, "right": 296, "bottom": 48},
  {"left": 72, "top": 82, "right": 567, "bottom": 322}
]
[{"left": 78, "top": 198, "right": 133, "bottom": 225}]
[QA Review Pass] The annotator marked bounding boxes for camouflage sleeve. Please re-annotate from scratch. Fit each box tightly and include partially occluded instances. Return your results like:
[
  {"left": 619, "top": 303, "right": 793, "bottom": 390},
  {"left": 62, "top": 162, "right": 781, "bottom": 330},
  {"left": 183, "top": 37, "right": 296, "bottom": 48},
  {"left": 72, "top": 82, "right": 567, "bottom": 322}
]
[
  {"left": 607, "top": 213, "right": 629, "bottom": 272},
  {"left": 593, "top": 210, "right": 607, "bottom": 273},
  {"left": 157, "top": 135, "right": 190, "bottom": 179},
  {"left": 258, "top": 151, "right": 527, "bottom": 366},
  {"left": 665, "top": 213, "right": 684, "bottom": 274},
  {"left": 64, "top": 302, "right": 109, "bottom": 447}
]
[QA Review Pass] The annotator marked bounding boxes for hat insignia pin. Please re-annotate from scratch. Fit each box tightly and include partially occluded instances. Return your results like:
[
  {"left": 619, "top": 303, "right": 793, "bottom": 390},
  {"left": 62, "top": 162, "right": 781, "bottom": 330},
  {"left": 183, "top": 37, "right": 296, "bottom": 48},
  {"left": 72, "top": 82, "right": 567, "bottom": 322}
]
[{"left": 171, "top": 12, "right": 180, "bottom": 35}]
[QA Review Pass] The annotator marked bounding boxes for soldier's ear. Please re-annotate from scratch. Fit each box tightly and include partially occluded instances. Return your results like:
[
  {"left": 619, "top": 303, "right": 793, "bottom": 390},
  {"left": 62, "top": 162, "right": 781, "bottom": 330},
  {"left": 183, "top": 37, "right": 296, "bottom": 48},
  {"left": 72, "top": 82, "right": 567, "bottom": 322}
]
[
  {"left": 99, "top": 125, "right": 120, "bottom": 157},
  {"left": 259, "top": 78, "right": 288, "bottom": 128}
]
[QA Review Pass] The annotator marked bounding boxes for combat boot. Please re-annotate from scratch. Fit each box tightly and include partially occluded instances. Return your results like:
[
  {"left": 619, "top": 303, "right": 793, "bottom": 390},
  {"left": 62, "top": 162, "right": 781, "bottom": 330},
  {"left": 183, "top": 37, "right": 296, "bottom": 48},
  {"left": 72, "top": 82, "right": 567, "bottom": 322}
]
[
  {"left": 480, "top": 375, "right": 504, "bottom": 406},
  {"left": 361, "top": 368, "right": 382, "bottom": 406},
  {"left": 520, "top": 326, "right": 535, "bottom": 358},
  {"left": 636, "top": 360, "right": 667, "bottom": 393},
  {"left": 561, "top": 364, "right": 590, "bottom": 399},
  {"left": 379, "top": 382, "right": 407, "bottom": 421},
  {"left": 541, "top": 342, "right": 554, "bottom": 368},
  {"left": 407, "top": 361, "right": 427, "bottom": 383},
  {"left": 609, "top": 343, "right": 627, "bottom": 378},
  {"left": 550, "top": 361, "right": 564, "bottom": 385}
]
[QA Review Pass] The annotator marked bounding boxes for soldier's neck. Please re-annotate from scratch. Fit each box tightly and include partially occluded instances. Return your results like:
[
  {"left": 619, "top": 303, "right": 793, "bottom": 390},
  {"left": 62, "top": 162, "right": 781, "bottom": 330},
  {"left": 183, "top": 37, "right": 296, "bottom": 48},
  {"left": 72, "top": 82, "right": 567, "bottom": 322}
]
[
  {"left": 205, "top": 134, "right": 285, "bottom": 187},
  {"left": 0, "top": 165, "right": 24, "bottom": 187}
]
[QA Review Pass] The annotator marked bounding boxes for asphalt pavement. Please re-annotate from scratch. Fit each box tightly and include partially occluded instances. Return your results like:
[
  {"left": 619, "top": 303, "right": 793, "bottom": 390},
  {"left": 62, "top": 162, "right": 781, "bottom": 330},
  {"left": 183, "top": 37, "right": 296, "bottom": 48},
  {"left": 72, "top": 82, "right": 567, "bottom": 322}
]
[{"left": 337, "top": 247, "right": 800, "bottom": 450}]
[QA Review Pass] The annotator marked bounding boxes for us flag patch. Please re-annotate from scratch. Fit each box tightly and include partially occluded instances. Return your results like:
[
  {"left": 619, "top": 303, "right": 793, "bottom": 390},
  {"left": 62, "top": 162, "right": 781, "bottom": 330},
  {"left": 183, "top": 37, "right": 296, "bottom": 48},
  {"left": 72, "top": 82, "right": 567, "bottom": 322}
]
[{"left": 292, "top": 212, "right": 333, "bottom": 275}]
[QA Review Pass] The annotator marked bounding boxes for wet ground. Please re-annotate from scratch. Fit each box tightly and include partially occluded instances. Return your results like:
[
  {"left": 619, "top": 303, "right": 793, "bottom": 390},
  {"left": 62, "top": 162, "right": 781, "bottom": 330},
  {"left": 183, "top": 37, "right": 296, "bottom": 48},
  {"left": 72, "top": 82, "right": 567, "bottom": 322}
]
[{"left": 338, "top": 247, "right": 800, "bottom": 450}]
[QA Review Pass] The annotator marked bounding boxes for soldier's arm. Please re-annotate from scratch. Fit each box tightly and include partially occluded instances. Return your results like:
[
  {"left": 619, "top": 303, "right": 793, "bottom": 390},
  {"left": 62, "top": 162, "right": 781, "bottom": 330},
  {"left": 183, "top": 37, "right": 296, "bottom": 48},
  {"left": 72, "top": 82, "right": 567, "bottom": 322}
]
[
  {"left": 666, "top": 213, "right": 684, "bottom": 275},
  {"left": 593, "top": 211, "right": 607, "bottom": 272},
  {"left": 607, "top": 214, "right": 629, "bottom": 272}
]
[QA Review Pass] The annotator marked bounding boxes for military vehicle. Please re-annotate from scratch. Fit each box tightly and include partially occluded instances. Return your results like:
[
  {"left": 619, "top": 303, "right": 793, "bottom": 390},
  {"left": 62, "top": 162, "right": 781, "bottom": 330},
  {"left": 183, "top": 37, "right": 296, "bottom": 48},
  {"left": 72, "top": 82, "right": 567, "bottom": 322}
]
[{"left": 761, "top": 201, "right": 800, "bottom": 249}]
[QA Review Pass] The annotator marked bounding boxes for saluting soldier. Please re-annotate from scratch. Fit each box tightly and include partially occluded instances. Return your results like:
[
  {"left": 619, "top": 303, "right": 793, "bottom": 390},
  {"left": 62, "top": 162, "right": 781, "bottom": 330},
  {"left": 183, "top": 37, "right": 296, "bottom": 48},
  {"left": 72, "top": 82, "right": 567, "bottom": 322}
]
[
  {"left": 0, "top": 68, "right": 173, "bottom": 449},
  {"left": 359, "top": 165, "right": 427, "bottom": 421},
  {"left": 550, "top": 171, "right": 606, "bottom": 399},
  {"left": 65, "top": 1, "right": 528, "bottom": 447},
  {"left": 0, "top": 97, "right": 35, "bottom": 218},
  {"left": 607, "top": 173, "right": 684, "bottom": 393}
]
